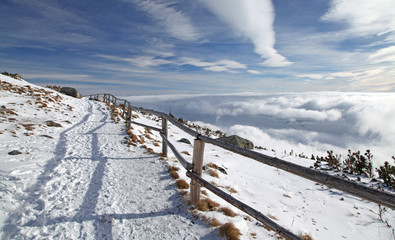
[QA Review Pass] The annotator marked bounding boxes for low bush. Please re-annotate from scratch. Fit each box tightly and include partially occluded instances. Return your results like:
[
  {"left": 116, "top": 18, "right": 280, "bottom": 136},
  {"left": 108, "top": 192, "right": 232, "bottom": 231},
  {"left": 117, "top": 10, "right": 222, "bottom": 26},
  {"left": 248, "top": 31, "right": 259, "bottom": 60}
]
[
  {"left": 219, "top": 222, "right": 241, "bottom": 240},
  {"left": 176, "top": 179, "right": 189, "bottom": 189}
]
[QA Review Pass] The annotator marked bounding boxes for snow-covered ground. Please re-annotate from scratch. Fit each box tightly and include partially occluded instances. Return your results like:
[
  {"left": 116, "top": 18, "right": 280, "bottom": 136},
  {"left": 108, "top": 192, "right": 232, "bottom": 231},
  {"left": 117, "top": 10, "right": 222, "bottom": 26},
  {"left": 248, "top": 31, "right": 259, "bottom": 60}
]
[{"left": 1, "top": 74, "right": 394, "bottom": 239}]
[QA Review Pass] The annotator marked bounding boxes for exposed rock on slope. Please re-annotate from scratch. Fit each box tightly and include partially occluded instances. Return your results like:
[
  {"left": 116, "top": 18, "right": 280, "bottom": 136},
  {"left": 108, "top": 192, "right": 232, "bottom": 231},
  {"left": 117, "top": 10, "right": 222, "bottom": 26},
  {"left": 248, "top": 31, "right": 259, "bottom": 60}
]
[{"left": 218, "top": 135, "right": 254, "bottom": 149}]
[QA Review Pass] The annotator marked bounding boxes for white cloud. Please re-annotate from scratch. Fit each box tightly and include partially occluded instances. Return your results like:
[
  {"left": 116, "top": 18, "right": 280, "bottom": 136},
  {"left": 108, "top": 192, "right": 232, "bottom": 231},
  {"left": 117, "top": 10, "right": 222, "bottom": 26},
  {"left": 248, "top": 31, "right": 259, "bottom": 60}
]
[
  {"left": 322, "top": 0, "right": 395, "bottom": 38},
  {"left": 296, "top": 74, "right": 325, "bottom": 80},
  {"left": 180, "top": 57, "right": 247, "bottom": 73},
  {"left": 247, "top": 70, "right": 261, "bottom": 75},
  {"left": 368, "top": 46, "right": 395, "bottom": 63},
  {"left": 96, "top": 54, "right": 172, "bottom": 68},
  {"left": 133, "top": 0, "right": 202, "bottom": 41},
  {"left": 199, "top": 0, "right": 292, "bottom": 67}
]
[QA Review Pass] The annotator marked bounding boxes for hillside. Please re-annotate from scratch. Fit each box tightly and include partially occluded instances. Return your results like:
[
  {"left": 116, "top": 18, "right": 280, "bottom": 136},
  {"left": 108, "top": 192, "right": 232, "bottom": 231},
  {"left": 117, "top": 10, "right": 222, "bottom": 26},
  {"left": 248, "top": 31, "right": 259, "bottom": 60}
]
[{"left": 1, "top": 74, "right": 394, "bottom": 240}]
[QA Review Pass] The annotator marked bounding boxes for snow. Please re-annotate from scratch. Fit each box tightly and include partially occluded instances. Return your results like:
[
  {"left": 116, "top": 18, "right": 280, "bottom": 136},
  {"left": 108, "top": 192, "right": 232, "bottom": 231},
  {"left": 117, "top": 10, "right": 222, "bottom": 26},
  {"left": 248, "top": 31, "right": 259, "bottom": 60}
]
[{"left": 1, "top": 74, "right": 394, "bottom": 239}]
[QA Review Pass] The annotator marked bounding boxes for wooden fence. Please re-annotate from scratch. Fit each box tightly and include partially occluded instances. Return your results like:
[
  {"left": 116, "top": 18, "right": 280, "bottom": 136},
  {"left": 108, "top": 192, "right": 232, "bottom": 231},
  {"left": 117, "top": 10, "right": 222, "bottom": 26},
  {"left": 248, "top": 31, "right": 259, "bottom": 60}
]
[{"left": 87, "top": 93, "right": 395, "bottom": 240}]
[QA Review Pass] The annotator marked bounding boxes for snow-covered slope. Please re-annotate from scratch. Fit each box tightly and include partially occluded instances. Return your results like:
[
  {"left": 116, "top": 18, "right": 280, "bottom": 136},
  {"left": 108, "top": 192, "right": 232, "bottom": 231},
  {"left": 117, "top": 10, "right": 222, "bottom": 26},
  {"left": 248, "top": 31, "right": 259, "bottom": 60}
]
[
  {"left": 0, "top": 75, "right": 216, "bottom": 239},
  {"left": 1, "top": 74, "right": 394, "bottom": 240}
]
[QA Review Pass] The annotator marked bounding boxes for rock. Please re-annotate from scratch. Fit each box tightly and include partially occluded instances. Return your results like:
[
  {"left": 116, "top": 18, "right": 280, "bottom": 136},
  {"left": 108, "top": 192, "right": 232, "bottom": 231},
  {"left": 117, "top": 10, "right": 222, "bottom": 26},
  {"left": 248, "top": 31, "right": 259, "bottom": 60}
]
[
  {"left": 40, "top": 135, "right": 54, "bottom": 139},
  {"left": 60, "top": 87, "right": 82, "bottom": 99},
  {"left": 46, "top": 120, "right": 62, "bottom": 127},
  {"left": 217, "top": 166, "right": 228, "bottom": 175},
  {"left": 8, "top": 150, "right": 22, "bottom": 155},
  {"left": 178, "top": 138, "right": 191, "bottom": 144},
  {"left": 218, "top": 135, "right": 254, "bottom": 150}
]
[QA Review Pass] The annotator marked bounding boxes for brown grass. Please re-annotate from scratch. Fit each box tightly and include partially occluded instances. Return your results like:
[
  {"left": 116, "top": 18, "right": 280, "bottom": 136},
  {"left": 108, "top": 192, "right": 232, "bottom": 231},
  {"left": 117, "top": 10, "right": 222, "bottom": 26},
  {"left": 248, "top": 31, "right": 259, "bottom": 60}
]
[
  {"left": 169, "top": 171, "right": 179, "bottom": 179},
  {"left": 153, "top": 142, "right": 160, "bottom": 147},
  {"left": 201, "top": 190, "right": 208, "bottom": 196},
  {"left": 227, "top": 187, "right": 238, "bottom": 194},
  {"left": 283, "top": 194, "right": 291, "bottom": 198},
  {"left": 209, "top": 218, "right": 221, "bottom": 227},
  {"left": 207, "top": 163, "right": 219, "bottom": 169},
  {"left": 299, "top": 233, "right": 313, "bottom": 240},
  {"left": 219, "top": 222, "right": 241, "bottom": 240},
  {"left": 219, "top": 207, "right": 237, "bottom": 217},
  {"left": 209, "top": 169, "right": 219, "bottom": 178},
  {"left": 144, "top": 133, "right": 153, "bottom": 140},
  {"left": 176, "top": 179, "right": 189, "bottom": 189},
  {"left": 181, "top": 151, "right": 191, "bottom": 156},
  {"left": 168, "top": 166, "right": 180, "bottom": 172},
  {"left": 21, "top": 124, "right": 35, "bottom": 131},
  {"left": 268, "top": 214, "right": 278, "bottom": 221},
  {"left": 195, "top": 198, "right": 219, "bottom": 211}
]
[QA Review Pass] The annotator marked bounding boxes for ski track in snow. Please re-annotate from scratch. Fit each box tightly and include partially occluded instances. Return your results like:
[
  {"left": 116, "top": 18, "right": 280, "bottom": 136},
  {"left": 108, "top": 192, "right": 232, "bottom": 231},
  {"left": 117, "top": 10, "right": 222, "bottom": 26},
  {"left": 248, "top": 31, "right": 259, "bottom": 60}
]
[{"left": 2, "top": 101, "right": 217, "bottom": 239}]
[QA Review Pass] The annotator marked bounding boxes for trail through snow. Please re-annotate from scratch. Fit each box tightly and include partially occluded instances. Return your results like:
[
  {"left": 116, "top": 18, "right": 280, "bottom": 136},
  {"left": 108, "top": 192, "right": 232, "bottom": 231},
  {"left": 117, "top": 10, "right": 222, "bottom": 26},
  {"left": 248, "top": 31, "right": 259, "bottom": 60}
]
[{"left": 2, "top": 101, "right": 217, "bottom": 239}]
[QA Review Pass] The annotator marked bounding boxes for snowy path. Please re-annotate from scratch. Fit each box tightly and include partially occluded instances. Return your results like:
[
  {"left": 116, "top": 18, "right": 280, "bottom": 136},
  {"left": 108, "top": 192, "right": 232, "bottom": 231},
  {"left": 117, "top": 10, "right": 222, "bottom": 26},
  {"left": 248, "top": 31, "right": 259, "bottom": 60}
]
[{"left": 3, "top": 101, "right": 217, "bottom": 239}]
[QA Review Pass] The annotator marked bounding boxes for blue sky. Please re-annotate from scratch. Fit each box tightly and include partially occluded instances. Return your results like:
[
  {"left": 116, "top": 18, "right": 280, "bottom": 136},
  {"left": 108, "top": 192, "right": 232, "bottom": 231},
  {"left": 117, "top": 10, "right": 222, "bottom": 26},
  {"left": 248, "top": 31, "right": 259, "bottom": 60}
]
[{"left": 1, "top": 0, "right": 394, "bottom": 95}]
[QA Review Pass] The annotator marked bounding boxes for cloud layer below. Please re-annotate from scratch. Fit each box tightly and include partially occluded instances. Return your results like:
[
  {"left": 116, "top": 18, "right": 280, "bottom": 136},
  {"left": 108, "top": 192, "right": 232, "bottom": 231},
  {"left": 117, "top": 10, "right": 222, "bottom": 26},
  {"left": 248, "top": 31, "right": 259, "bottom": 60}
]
[{"left": 129, "top": 92, "right": 395, "bottom": 166}]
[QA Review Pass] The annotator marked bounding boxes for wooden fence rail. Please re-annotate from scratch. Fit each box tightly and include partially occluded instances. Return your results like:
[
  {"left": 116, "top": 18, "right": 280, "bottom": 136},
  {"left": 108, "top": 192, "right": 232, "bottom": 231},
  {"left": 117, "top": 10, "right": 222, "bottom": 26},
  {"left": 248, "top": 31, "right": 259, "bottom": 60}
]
[{"left": 86, "top": 93, "right": 395, "bottom": 240}]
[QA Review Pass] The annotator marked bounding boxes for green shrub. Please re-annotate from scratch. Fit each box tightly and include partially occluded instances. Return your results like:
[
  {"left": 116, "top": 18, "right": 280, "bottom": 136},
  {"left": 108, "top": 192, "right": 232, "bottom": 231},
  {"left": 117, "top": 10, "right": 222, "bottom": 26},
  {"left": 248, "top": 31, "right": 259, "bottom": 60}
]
[
  {"left": 343, "top": 150, "right": 372, "bottom": 176},
  {"left": 376, "top": 158, "right": 395, "bottom": 187},
  {"left": 325, "top": 150, "right": 342, "bottom": 171}
]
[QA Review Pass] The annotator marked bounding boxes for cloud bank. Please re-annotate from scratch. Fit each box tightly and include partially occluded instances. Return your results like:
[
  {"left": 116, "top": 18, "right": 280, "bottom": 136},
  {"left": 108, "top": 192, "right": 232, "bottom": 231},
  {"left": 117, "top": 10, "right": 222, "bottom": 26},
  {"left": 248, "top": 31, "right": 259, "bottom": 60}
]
[
  {"left": 199, "top": 0, "right": 292, "bottom": 67},
  {"left": 129, "top": 92, "right": 395, "bottom": 165}
]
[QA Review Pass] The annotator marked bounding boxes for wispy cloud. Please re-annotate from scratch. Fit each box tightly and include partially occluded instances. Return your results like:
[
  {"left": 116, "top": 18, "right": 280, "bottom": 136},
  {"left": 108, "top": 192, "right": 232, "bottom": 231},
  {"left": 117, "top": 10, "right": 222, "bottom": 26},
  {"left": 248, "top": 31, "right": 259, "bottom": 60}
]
[
  {"left": 0, "top": 0, "right": 96, "bottom": 48},
  {"left": 96, "top": 54, "right": 173, "bottom": 68},
  {"left": 180, "top": 57, "right": 247, "bottom": 73},
  {"left": 321, "top": 0, "right": 395, "bottom": 38},
  {"left": 131, "top": 0, "right": 202, "bottom": 42},
  {"left": 199, "top": 0, "right": 292, "bottom": 67},
  {"left": 368, "top": 46, "right": 395, "bottom": 64}
]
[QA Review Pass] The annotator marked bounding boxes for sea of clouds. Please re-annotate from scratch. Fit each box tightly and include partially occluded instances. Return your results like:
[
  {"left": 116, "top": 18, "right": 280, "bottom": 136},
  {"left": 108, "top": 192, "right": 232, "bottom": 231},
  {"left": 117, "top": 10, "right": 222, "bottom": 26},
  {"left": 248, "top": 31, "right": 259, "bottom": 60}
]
[{"left": 126, "top": 92, "right": 395, "bottom": 166}]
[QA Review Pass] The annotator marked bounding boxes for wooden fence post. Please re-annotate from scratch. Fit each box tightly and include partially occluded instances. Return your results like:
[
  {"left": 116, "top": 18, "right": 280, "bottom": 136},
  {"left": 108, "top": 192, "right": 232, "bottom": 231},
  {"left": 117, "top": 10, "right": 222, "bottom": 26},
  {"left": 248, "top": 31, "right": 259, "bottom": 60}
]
[
  {"left": 162, "top": 117, "right": 168, "bottom": 157},
  {"left": 123, "top": 100, "right": 127, "bottom": 118},
  {"left": 126, "top": 105, "right": 132, "bottom": 129},
  {"left": 190, "top": 139, "right": 205, "bottom": 204}
]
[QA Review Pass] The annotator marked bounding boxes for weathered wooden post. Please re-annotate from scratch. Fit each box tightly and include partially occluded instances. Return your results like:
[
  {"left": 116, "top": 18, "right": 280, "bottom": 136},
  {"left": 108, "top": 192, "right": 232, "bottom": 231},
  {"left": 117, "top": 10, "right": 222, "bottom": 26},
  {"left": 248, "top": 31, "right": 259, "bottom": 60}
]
[
  {"left": 161, "top": 117, "right": 168, "bottom": 157},
  {"left": 190, "top": 139, "right": 205, "bottom": 203},
  {"left": 112, "top": 96, "right": 116, "bottom": 112},
  {"left": 123, "top": 100, "right": 127, "bottom": 118},
  {"left": 126, "top": 105, "right": 132, "bottom": 129}
]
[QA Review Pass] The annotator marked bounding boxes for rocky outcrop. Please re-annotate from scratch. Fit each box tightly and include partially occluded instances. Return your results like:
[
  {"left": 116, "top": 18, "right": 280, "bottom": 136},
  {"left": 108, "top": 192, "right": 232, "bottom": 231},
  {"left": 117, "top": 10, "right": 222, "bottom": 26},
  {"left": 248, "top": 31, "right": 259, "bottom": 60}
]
[
  {"left": 60, "top": 87, "right": 82, "bottom": 99},
  {"left": 218, "top": 135, "right": 254, "bottom": 150}
]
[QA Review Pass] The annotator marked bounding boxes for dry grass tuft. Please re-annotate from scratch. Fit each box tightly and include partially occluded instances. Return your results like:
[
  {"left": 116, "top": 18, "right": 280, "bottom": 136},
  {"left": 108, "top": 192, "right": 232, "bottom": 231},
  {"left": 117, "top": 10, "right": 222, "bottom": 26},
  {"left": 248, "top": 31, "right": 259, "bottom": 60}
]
[
  {"left": 181, "top": 151, "right": 191, "bottom": 156},
  {"left": 168, "top": 166, "right": 180, "bottom": 172},
  {"left": 209, "top": 218, "right": 221, "bottom": 227},
  {"left": 299, "top": 233, "right": 313, "bottom": 240},
  {"left": 219, "top": 207, "right": 237, "bottom": 217},
  {"left": 268, "top": 214, "right": 278, "bottom": 221},
  {"left": 207, "top": 163, "right": 219, "bottom": 169},
  {"left": 219, "top": 222, "right": 241, "bottom": 240},
  {"left": 201, "top": 190, "right": 208, "bottom": 196},
  {"left": 209, "top": 169, "right": 219, "bottom": 178},
  {"left": 176, "top": 179, "right": 189, "bottom": 189},
  {"left": 21, "top": 124, "right": 35, "bottom": 131},
  {"left": 227, "top": 187, "right": 238, "bottom": 194},
  {"left": 283, "top": 194, "right": 291, "bottom": 198},
  {"left": 144, "top": 133, "right": 153, "bottom": 140},
  {"left": 169, "top": 171, "right": 179, "bottom": 179},
  {"left": 153, "top": 142, "right": 160, "bottom": 147},
  {"left": 195, "top": 198, "right": 219, "bottom": 212}
]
